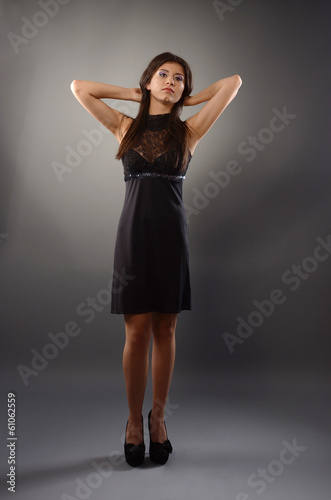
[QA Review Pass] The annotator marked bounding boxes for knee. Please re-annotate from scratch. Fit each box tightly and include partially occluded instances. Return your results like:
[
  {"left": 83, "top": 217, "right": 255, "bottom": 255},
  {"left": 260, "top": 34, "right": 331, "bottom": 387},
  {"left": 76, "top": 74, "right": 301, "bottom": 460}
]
[
  {"left": 153, "top": 316, "right": 176, "bottom": 340},
  {"left": 126, "top": 327, "right": 150, "bottom": 350},
  {"left": 124, "top": 313, "right": 151, "bottom": 350}
]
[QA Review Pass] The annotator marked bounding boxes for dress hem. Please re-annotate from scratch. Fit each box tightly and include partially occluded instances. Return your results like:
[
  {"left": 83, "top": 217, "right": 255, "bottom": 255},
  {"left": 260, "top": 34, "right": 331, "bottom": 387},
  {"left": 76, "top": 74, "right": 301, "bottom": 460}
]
[{"left": 110, "top": 307, "right": 192, "bottom": 315}]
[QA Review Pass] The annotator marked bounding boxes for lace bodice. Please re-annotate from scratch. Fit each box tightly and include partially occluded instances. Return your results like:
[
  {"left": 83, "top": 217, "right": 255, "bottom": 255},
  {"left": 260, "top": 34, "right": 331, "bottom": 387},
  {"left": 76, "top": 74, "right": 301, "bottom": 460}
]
[{"left": 122, "top": 113, "right": 192, "bottom": 181}]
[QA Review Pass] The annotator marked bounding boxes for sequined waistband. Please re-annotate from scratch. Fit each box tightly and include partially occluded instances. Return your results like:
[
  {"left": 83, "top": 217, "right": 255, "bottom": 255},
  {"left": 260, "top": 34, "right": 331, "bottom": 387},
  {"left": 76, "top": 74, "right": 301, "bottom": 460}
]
[{"left": 124, "top": 172, "right": 185, "bottom": 182}]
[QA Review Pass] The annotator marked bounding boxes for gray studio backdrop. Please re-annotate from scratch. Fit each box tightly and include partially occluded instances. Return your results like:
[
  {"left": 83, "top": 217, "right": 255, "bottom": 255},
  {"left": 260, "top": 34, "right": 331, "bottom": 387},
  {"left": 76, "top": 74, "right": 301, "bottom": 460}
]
[{"left": 1, "top": 0, "right": 330, "bottom": 391}]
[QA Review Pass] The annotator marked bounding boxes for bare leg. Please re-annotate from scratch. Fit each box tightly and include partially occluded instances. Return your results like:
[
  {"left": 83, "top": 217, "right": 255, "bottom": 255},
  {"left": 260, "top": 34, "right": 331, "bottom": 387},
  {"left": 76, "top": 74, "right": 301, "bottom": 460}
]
[
  {"left": 123, "top": 312, "right": 152, "bottom": 444},
  {"left": 150, "top": 312, "right": 178, "bottom": 443}
]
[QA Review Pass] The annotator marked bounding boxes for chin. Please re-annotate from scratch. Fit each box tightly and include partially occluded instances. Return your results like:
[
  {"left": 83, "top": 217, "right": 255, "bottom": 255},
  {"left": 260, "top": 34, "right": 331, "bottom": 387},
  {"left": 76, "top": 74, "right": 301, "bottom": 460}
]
[{"left": 159, "top": 97, "right": 172, "bottom": 104}]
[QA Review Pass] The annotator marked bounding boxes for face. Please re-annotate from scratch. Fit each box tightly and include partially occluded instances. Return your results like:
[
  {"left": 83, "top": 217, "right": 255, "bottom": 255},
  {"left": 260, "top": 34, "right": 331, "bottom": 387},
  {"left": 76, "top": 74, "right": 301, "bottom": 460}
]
[{"left": 146, "top": 61, "right": 185, "bottom": 106}]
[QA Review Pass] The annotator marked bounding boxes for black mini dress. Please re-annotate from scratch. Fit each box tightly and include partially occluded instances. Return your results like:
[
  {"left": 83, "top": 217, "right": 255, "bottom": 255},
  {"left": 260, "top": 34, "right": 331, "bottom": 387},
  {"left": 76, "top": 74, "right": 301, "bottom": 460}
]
[{"left": 110, "top": 113, "right": 192, "bottom": 314}]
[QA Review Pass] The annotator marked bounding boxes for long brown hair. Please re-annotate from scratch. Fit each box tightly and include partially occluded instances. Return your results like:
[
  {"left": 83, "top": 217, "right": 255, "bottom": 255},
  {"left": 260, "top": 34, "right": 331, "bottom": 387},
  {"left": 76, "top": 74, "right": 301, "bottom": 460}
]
[{"left": 116, "top": 52, "right": 193, "bottom": 172}]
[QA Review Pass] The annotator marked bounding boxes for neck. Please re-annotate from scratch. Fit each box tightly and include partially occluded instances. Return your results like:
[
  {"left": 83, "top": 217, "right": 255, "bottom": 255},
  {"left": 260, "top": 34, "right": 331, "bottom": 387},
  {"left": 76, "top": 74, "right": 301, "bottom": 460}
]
[{"left": 148, "top": 96, "right": 174, "bottom": 115}]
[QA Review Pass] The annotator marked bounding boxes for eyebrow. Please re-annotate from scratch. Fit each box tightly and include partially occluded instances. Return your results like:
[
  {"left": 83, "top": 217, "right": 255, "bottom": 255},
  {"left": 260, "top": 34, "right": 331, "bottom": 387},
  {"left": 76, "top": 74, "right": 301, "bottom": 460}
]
[{"left": 159, "top": 68, "right": 185, "bottom": 77}]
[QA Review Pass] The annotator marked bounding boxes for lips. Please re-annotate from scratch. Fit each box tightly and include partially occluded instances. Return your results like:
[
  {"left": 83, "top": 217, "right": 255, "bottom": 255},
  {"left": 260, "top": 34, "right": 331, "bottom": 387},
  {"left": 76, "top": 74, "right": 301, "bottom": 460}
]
[{"left": 162, "top": 88, "right": 174, "bottom": 93}]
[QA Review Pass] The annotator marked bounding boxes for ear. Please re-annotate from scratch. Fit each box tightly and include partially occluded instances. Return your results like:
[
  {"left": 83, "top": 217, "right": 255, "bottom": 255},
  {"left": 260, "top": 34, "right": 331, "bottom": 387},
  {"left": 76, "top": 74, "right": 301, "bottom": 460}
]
[{"left": 145, "top": 82, "right": 151, "bottom": 91}]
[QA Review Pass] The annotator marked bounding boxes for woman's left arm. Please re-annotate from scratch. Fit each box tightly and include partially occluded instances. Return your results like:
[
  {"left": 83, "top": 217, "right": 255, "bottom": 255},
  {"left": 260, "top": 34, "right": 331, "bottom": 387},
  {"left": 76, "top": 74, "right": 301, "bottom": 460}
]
[{"left": 185, "top": 75, "right": 242, "bottom": 153}]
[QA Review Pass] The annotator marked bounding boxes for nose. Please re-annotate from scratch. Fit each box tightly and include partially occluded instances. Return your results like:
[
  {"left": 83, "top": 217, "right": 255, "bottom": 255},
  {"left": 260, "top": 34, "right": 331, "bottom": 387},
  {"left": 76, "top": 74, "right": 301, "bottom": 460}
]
[{"left": 166, "top": 75, "right": 175, "bottom": 85}]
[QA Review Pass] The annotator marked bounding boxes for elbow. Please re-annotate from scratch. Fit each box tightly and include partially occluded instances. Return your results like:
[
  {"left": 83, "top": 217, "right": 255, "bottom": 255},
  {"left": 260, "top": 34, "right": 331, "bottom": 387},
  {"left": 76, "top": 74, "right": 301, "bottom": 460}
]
[
  {"left": 70, "top": 79, "right": 81, "bottom": 94},
  {"left": 233, "top": 74, "right": 242, "bottom": 89},
  {"left": 70, "top": 79, "right": 76, "bottom": 93},
  {"left": 220, "top": 75, "right": 242, "bottom": 93}
]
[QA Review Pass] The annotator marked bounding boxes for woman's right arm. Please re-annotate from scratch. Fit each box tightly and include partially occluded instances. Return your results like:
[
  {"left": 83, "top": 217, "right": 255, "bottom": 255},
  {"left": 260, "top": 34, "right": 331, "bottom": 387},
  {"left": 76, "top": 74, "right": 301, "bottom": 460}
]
[{"left": 70, "top": 80, "right": 142, "bottom": 142}]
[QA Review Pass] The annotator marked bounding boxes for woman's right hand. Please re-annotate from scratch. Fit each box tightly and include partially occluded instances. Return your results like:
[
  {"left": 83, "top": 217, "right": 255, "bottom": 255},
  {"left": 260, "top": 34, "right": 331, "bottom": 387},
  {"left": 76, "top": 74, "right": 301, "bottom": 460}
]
[{"left": 131, "top": 87, "right": 142, "bottom": 102}]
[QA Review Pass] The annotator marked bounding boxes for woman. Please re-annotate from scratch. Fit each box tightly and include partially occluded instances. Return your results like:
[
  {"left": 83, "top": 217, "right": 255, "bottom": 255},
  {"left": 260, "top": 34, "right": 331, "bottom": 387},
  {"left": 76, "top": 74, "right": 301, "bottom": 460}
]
[{"left": 70, "top": 52, "right": 242, "bottom": 467}]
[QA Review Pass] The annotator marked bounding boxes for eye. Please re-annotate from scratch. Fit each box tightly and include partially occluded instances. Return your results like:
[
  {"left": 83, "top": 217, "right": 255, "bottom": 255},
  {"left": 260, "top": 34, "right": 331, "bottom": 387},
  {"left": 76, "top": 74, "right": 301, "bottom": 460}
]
[
  {"left": 175, "top": 76, "right": 184, "bottom": 82},
  {"left": 158, "top": 71, "right": 167, "bottom": 77}
]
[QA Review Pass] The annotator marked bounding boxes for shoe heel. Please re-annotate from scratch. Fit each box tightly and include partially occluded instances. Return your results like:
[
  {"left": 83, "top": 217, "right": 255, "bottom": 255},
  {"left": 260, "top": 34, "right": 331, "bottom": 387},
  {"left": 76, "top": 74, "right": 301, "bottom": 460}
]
[
  {"left": 148, "top": 409, "right": 173, "bottom": 465},
  {"left": 124, "top": 415, "right": 145, "bottom": 467}
]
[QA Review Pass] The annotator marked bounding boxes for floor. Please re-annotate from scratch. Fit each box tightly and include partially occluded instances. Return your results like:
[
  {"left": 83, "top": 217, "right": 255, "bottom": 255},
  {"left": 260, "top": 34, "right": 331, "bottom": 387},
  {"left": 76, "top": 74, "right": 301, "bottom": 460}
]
[{"left": 1, "top": 368, "right": 330, "bottom": 500}]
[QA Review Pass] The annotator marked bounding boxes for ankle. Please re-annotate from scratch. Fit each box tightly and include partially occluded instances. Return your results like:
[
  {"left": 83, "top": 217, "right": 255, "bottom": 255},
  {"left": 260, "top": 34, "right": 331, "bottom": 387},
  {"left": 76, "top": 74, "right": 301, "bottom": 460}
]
[
  {"left": 126, "top": 416, "right": 143, "bottom": 444},
  {"left": 151, "top": 407, "right": 165, "bottom": 424},
  {"left": 128, "top": 414, "right": 143, "bottom": 427}
]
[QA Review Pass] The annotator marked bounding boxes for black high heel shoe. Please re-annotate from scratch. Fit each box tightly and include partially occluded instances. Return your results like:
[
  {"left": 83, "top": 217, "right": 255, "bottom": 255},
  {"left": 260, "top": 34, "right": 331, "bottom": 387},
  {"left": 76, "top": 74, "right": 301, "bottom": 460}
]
[
  {"left": 124, "top": 415, "right": 145, "bottom": 467},
  {"left": 148, "top": 409, "right": 173, "bottom": 465}
]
